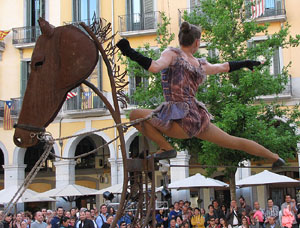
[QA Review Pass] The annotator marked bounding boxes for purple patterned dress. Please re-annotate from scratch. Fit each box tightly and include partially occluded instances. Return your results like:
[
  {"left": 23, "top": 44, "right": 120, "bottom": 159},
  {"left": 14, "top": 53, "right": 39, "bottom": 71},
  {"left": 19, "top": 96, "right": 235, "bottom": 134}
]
[{"left": 151, "top": 47, "right": 213, "bottom": 138}]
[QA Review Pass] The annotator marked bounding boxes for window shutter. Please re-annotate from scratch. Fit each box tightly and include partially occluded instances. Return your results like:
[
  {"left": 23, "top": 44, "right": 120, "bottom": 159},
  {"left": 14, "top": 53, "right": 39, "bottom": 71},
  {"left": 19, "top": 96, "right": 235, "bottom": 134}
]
[
  {"left": 26, "top": 0, "right": 32, "bottom": 26},
  {"left": 190, "top": 0, "right": 196, "bottom": 8},
  {"left": 144, "top": 0, "right": 154, "bottom": 30},
  {"left": 273, "top": 48, "right": 280, "bottom": 76},
  {"left": 20, "top": 61, "right": 29, "bottom": 97}
]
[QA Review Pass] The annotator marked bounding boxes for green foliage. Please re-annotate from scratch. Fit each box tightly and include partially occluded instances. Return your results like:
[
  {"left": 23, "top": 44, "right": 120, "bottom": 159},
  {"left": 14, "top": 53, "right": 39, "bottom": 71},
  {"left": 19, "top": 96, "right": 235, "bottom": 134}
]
[
  {"left": 122, "top": 2, "right": 300, "bottom": 179},
  {"left": 120, "top": 12, "right": 174, "bottom": 108}
]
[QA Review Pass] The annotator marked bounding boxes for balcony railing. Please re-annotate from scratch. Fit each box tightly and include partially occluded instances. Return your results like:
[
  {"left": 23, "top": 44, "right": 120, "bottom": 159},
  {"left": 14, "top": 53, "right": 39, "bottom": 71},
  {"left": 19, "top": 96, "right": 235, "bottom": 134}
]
[
  {"left": 12, "top": 26, "right": 41, "bottom": 45},
  {"left": 63, "top": 17, "right": 105, "bottom": 27},
  {"left": 62, "top": 90, "right": 105, "bottom": 112},
  {"left": 178, "top": 7, "right": 205, "bottom": 26},
  {"left": 246, "top": 0, "right": 286, "bottom": 21},
  {"left": 118, "top": 11, "right": 161, "bottom": 34},
  {"left": 0, "top": 41, "right": 5, "bottom": 50},
  {"left": 0, "top": 98, "right": 23, "bottom": 118}
]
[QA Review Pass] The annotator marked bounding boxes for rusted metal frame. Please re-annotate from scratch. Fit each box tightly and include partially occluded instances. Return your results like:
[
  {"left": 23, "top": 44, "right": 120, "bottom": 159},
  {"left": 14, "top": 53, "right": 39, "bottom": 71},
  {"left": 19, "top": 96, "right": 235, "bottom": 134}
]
[
  {"left": 82, "top": 80, "right": 115, "bottom": 114},
  {"left": 79, "top": 22, "right": 128, "bottom": 228}
]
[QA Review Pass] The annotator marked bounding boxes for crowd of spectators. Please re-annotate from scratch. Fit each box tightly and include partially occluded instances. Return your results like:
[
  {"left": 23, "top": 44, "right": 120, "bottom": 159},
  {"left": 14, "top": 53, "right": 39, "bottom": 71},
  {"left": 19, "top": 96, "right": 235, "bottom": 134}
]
[{"left": 0, "top": 194, "right": 299, "bottom": 228}]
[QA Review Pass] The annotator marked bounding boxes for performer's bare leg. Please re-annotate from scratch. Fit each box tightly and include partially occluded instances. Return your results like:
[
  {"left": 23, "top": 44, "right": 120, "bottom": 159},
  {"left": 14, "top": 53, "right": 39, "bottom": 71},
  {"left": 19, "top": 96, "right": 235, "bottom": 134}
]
[
  {"left": 196, "top": 123, "right": 279, "bottom": 162},
  {"left": 131, "top": 109, "right": 280, "bottom": 163},
  {"left": 130, "top": 109, "right": 189, "bottom": 154}
]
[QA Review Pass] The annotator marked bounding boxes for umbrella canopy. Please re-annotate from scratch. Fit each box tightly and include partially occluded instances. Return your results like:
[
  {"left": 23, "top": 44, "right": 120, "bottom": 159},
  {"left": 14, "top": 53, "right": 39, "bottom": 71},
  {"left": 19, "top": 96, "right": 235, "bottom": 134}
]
[
  {"left": 236, "top": 170, "right": 300, "bottom": 187},
  {"left": 0, "top": 186, "right": 56, "bottom": 204},
  {"left": 35, "top": 184, "right": 98, "bottom": 198},
  {"left": 95, "top": 182, "right": 162, "bottom": 195},
  {"left": 96, "top": 183, "right": 124, "bottom": 194},
  {"left": 168, "top": 173, "right": 229, "bottom": 190}
]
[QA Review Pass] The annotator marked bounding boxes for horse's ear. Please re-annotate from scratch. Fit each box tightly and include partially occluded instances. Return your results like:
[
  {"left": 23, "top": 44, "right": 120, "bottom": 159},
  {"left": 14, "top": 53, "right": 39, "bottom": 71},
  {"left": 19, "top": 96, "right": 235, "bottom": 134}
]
[{"left": 38, "top": 17, "right": 55, "bottom": 37}]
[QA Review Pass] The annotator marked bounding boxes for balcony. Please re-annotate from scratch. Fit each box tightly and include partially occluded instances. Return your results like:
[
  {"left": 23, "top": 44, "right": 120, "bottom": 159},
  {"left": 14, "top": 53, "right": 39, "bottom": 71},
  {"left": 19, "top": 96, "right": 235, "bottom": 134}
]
[
  {"left": 118, "top": 11, "right": 161, "bottom": 37},
  {"left": 12, "top": 26, "right": 41, "bottom": 48},
  {"left": 62, "top": 89, "right": 106, "bottom": 117},
  {"left": 0, "top": 98, "right": 23, "bottom": 118},
  {"left": 257, "top": 75, "right": 292, "bottom": 100},
  {"left": 246, "top": 0, "right": 286, "bottom": 23},
  {"left": 0, "top": 41, "right": 5, "bottom": 52}
]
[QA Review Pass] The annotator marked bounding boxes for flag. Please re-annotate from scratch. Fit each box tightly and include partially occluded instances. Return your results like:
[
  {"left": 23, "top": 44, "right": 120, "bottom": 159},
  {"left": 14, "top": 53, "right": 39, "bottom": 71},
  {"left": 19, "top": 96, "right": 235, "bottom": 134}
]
[
  {"left": 83, "top": 92, "right": 93, "bottom": 109},
  {"left": 66, "top": 91, "right": 77, "bottom": 100},
  {"left": 251, "top": 0, "right": 265, "bottom": 19},
  {"left": 0, "top": 30, "right": 10, "bottom": 41},
  {"left": 4, "top": 101, "right": 13, "bottom": 130}
]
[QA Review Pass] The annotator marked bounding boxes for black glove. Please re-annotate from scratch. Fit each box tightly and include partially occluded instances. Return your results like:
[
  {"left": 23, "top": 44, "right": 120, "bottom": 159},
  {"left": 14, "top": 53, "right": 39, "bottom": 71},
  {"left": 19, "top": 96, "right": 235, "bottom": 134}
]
[
  {"left": 228, "top": 60, "right": 261, "bottom": 72},
  {"left": 116, "top": 38, "right": 152, "bottom": 70}
]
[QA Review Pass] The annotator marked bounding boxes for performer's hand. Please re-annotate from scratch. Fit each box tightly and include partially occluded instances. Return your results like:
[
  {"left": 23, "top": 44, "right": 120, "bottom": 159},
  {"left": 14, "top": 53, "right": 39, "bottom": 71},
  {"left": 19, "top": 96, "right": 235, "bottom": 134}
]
[
  {"left": 228, "top": 60, "right": 261, "bottom": 72},
  {"left": 244, "top": 60, "right": 261, "bottom": 71},
  {"left": 116, "top": 38, "right": 132, "bottom": 56}
]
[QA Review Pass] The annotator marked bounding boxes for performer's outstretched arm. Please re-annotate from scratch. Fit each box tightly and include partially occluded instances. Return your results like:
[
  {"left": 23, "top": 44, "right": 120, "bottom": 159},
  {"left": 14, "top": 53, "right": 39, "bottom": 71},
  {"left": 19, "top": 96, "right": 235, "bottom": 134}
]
[
  {"left": 116, "top": 38, "right": 176, "bottom": 73},
  {"left": 203, "top": 60, "right": 261, "bottom": 75}
]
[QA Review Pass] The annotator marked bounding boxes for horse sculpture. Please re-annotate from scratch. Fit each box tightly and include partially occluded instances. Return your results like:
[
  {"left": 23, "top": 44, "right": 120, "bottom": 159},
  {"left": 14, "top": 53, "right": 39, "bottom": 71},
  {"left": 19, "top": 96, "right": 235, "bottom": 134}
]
[
  {"left": 14, "top": 18, "right": 99, "bottom": 148},
  {"left": 13, "top": 17, "right": 157, "bottom": 227}
]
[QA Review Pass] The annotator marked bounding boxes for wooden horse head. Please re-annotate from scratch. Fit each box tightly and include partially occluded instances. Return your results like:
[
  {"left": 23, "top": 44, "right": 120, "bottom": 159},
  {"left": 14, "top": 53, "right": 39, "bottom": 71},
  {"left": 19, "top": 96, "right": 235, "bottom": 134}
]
[{"left": 13, "top": 18, "right": 99, "bottom": 148}]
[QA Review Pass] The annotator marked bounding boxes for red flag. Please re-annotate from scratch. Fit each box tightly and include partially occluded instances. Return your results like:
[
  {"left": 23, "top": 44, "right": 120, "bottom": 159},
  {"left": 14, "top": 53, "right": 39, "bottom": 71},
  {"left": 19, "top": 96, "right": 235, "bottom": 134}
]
[
  {"left": 66, "top": 91, "right": 77, "bottom": 100},
  {"left": 0, "top": 30, "right": 10, "bottom": 41},
  {"left": 251, "top": 0, "right": 265, "bottom": 19},
  {"left": 4, "top": 101, "right": 13, "bottom": 130}
]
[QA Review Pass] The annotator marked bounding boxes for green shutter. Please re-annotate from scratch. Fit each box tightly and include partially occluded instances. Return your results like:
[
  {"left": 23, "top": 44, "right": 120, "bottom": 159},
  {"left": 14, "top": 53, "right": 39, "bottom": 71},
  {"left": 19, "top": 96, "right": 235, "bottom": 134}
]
[
  {"left": 190, "top": 0, "right": 196, "bottom": 8},
  {"left": 273, "top": 48, "right": 280, "bottom": 76},
  {"left": 20, "top": 61, "right": 28, "bottom": 97},
  {"left": 97, "top": 58, "right": 102, "bottom": 91},
  {"left": 26, "top": 0, "right": 32, "bottom": 26},
  {"left": 144, "top": 0, "right": 154, "bottom": 30}
]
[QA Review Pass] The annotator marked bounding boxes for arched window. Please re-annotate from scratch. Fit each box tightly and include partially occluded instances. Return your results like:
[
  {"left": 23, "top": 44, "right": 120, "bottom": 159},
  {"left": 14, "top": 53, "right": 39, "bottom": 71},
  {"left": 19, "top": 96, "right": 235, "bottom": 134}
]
[
  {"left": 24, "top": 142, "right": 54, "bottom": 172},
  {"left": 75, "top": 136, "right": 96, "bottom": 169},
  {"left": 0, "top": 148, "right": 4, "bottom": 174}
]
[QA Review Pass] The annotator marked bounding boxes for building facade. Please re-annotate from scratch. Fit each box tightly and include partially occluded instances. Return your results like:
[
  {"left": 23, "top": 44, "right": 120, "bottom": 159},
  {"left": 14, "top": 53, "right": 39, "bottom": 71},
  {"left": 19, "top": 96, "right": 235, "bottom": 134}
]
[{"left": 0, "top": 0, "right": 299, "bottom": 210}]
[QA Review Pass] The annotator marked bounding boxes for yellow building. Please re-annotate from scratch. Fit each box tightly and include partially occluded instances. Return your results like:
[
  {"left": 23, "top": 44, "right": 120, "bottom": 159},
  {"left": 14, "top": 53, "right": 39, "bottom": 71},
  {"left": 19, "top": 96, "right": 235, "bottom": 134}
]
[{"left": 0, "top": 0, "right": 299, "bottom": 211}]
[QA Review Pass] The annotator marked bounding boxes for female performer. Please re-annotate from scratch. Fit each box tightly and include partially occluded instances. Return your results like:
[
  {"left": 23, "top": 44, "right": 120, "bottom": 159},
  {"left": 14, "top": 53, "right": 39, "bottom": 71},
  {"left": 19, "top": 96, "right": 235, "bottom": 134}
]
[{"left": 116, "top": 21, "right": 284, "bottom": 168}]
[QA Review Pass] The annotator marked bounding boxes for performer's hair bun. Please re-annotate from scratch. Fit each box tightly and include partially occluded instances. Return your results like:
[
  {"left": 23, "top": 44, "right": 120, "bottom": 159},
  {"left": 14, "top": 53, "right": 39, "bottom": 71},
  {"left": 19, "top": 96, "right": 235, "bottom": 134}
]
[
  {"left": 178, "top": 22, "right": 201, "bottom": 46},
  {"left": 180, "top": 21, "right": 191, "bottom": 34}
]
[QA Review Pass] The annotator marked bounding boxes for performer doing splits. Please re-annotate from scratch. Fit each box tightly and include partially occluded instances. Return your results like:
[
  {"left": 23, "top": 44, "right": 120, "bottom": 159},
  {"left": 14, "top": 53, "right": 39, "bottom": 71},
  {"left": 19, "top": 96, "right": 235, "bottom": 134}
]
[{"left": 117, "top": 21, "right": 285, "bottom": 168}]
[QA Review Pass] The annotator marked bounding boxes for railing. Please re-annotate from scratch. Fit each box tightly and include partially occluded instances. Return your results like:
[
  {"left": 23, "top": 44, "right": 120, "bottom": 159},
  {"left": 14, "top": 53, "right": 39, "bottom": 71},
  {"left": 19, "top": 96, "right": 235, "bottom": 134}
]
[
  {"left": 62, "top": 89, "right": 105, "bottom": 112},
  {"left": 63, "top": 17, "right": 105, "bottom": 27},
  {"left": 278, "top": 74, "right": 292, "bottom": 96},
  {"left": 178, "top": 7, "right": 204, "bottom": 26},
  {"left": 0, "top": 41, "right": 5, "bottom": 49},
  {"left": 12, "top": 26, "right": 41, "bottom": 45},
  {"left": 118, "top": 11, "right": 161, "bottom": 33},
  {"left": 0, "top": 98, "right": 23, "bottom": 118},
  {"left": 245, "top": 0, "right": 286, "bottom": 19}
]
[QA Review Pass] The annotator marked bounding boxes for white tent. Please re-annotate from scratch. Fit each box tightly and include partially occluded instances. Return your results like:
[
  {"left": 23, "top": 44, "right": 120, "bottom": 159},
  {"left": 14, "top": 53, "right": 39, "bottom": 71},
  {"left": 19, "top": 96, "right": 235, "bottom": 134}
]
[
  {"left": 35, "top": 184, "right": 98, "bottom": 198},
  {"left": 236, "top": 170, "right": 300, "bottom": 187},
  {"left": 95, "top": 182, "right": 163, "bottom": 195},
  {"left": 0, "top": 186, "right": 56, "bottom": 204},
  {"left": 168, "top": 173, "right": 229, "bottom": 190}
]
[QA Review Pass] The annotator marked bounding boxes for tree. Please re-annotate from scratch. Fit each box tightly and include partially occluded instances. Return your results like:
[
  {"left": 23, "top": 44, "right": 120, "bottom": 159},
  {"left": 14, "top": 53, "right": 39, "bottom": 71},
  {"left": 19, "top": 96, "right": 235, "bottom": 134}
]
[{"left": 123, "top": 3, "right": 300, "bottom": 200}]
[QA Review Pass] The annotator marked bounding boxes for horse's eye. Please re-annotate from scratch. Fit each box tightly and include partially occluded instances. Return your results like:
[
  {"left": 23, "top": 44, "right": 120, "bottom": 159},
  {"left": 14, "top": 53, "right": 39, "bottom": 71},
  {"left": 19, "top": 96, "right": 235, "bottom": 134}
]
[{"left": 35, "top": 61, "right": 44, "bottom": 67}]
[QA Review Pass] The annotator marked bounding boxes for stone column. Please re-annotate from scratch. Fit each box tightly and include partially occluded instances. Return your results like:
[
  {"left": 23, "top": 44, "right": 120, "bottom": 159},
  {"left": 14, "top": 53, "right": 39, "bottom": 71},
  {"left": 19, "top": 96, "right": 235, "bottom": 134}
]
[
  {"left": 170, "top": 150, "right": 191, "bottom": 203},
  {"left": 108, "top": 158, "right": 118, "bottom": 185},
  {"left": 53, "top": 160, "right": 76, "bottom": 210},
  {"left": 3, "top": 164, "right": 27, "bottom": 188},
  {"left": 116, "top": 158, "right": 124, "bottom": 184},
  {"left": 53, "top": 160, "right": 76, "bottom": 187}
]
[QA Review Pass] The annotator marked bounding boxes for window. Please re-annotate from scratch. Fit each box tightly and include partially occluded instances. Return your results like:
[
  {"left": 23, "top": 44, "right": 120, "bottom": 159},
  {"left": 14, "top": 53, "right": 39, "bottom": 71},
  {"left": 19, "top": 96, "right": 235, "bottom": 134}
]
[
  {"left": 73, "top": 0, "right": 99, "bottom": 22},
  {"left": 20, "top": 61, "right": 31, "bottom": 97},
  {"left": 248, "top": 40, "right": 281, "bottom": 76},
  {"left": 26, "top": 0, "right": 45, "bottom": 27},
  {"left": 129, "top": 74, "right": 148, "bottom": 105},
  {"left": 126, "top": 0, "right": 154, "bottom": 31},
  {"left": 190, "top": 0, "right": 201, "bottom": 8}
]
